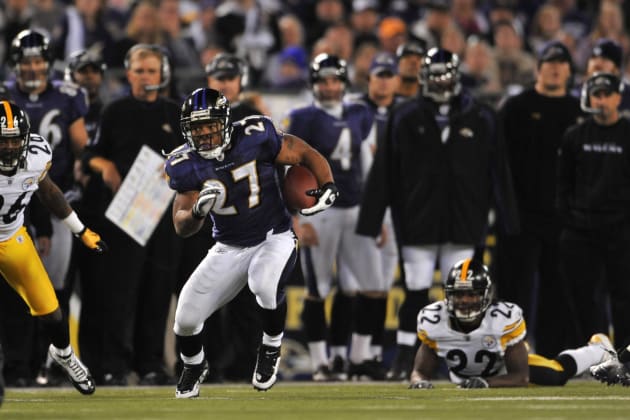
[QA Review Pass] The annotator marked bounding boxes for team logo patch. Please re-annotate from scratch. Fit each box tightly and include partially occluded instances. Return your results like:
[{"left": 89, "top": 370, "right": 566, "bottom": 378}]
[
  {"left": 16, "top": 234, "right": 25, "bottom": 244},
  {"left": 482, "top": 335, "right": 496, "bottom": 349},
  {"left": 22, "top": 177, "right": 35, "bottom": 190}
]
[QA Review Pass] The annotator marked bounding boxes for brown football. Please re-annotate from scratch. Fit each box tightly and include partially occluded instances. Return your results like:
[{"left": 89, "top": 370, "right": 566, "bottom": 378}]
[{"left": 283, "top": 165, "right": 318, "bottom": 210}]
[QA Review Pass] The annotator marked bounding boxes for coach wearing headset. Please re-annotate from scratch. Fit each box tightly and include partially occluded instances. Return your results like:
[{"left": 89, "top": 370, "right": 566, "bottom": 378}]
[
  {"left": 82, "top": 44, "right": 184, "bottom": 386},
  {"left": 558, "top": 72, "right": 630, "bottom": 355}
]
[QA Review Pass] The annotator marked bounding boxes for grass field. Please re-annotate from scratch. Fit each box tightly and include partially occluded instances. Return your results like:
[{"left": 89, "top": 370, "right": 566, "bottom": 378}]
[{"left": 2, "top": 380, "right": 629, "bottom": 420}]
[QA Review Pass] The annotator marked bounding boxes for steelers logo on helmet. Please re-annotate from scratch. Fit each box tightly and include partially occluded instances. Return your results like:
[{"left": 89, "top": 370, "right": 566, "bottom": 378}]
[
  {"left": 310, "top": 53, "right": 348, "bottom": 108},
  {"left": 10, "top": 29, "right": 51, "bottom": 92},
  {"left": 421, "top": 47, "right": 462, "bottom": 104},
  {"left": 444, "top": 258, "right": 493, "bottom": 324},
  {"left": 0, "top": 101, "right": 31, "bottom": 172},
  {"left": 180, "top": 88, "right": 232, "bottom": 161}
]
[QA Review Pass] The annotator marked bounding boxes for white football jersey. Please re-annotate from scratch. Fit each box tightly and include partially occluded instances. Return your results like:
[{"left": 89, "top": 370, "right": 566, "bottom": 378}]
[
  {"left": 0, "top": 133, "right": 52, "bottom": 241},
  {"left": 417, "top": 300, "right": 526, "bottom": 383}
]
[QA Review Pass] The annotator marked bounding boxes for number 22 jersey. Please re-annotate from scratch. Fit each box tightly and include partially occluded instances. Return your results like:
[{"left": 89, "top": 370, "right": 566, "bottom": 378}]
[{"left": 417, "top": 300, "right": 526, "bottom": 382}]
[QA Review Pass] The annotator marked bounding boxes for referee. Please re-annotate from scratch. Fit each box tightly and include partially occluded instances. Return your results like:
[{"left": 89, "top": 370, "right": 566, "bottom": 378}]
[{"left": 557, "top": 72, "right": 630, "bottom": 351}]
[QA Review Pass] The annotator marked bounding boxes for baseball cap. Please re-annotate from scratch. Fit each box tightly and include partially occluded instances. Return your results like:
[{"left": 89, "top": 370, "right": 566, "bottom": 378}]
[
  {"left": 591, "top": 38, "right": 623, "bottom": 69},
  {"left": 538, "top": 41, "right": 572, "bottom": 63},
  {"left": 370, "top": 53, "right": 398, "bottom": 76},
  {"left": 205, "top": 54, "right": 242, "bottom": 78},
  {"left": 396, "top": 40, "right": 427, "bottom": 59},
  {"left": 586, "top": 72, "right": 621, "bottom": 96},
  {"left": 279, "top": 46, "right": 308, "bottom": 70}
]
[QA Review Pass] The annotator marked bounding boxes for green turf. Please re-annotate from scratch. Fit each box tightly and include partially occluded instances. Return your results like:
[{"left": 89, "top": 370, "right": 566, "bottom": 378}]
[{"left": 2, "top": 381, "right": 629, "bottom": 420}]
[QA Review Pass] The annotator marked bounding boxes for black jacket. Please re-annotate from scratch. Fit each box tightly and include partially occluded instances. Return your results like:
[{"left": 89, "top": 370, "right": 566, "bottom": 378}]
[
  {"left": 499, "top": 89, "right": 581, "bottom": 229},
  {"left": 356, "top": 92, "right": 519, "bottom": 246},
  {"left": 557, "top": 116, "right": 630, "bottom": 229}
]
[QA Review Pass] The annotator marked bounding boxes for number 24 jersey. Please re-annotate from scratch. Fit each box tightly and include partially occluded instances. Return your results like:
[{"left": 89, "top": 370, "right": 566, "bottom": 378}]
[{"left": 417, "top": 300, "right": 526, "bottom": 381}]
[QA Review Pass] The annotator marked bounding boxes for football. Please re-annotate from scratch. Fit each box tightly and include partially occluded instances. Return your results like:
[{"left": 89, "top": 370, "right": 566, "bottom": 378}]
[{"left": 283, "top": 165, "right": 318, "bottom": 210}]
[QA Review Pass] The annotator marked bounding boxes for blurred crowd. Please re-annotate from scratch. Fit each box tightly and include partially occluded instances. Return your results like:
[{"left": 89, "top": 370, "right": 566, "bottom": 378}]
[
  {"left": 1, "top": 0, "right": 630, "bottom": 389},
  {"left": 1, "top": 0, "right": 629, "bottom": 105}
]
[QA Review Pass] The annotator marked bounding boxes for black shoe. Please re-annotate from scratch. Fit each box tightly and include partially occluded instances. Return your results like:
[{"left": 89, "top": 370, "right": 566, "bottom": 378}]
[
  {"left": 386, "top": 345, "right": 415, "bottom": 381},
  {"left": 139, "top": 370, "right": 174, "bottom": 386},
  {"left": 330, "top": 355, "right": 348, "bottom": 381},
  {"left": 252, "top": 345, "right": 281, "bottom": 391},
  {"left": 349, "top": 359, "right": 386, "bottom": 381},
  {"left": 176, "top": 360, "right": 209, "bottom": 398},
  {"left": 102, "top": 372, "right": 128, "bottom": 386}
]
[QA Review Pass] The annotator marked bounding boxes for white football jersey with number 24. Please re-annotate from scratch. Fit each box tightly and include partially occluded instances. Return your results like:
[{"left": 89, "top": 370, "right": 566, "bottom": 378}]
[{"left": 0, "top": 133, "right": 51, "bottom": 241}]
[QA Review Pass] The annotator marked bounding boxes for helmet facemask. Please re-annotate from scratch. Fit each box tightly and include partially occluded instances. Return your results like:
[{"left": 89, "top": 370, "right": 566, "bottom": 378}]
[
  {"left": 421, "top": 48, "right": 462, "bottom": 104},
  {"left": 0, "top": 102, "right": 30, "bottom": 172},
  {"left": 445, "top": 259, "right": 493, "bottom": 324}
]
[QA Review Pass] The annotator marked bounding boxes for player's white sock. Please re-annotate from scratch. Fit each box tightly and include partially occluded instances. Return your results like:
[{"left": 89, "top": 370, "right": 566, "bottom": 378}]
[
  {"left": 308, "top": 341, "right": 328, "bottom": 370},
  {"left": 181, "top": 350, "right": 205, "bottom": 365},
  {"left": 371, "top": 345, "right": 383, "bottom": 360},
  {"left": 330, "top": 345, "right": 346, "bottom": 360},
  {"left": 262, "top": 332, "right": 283, "bottom": 347},
  {"left": 349, "top": 333, "right": 372, "bottom": 364},
  {"left": 559, "top": 345, "right": 606, "bottom": 376}
]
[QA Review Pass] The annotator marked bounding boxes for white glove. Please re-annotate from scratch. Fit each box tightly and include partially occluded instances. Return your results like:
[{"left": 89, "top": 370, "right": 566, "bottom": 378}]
[
  {"left": 408, "top": 380, "right": 434, "bottom": 389},
  {"left": 192, "top": 186, "right": 220, "bottom": 219},
  {"left": 300, "top": 183, "right": 339, "bottom": 216},
  {"left": 459, "top": 377, "right": 489, "bottom": 389}
]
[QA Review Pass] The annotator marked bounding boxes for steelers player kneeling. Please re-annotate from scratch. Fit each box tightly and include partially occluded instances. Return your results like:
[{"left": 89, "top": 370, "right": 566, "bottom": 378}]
[
  {"left": 0, "top": 101, "right": 107, "bottom": 395},
  {"left": 408, "top": 258, "right": 615, "bottom": 389}
]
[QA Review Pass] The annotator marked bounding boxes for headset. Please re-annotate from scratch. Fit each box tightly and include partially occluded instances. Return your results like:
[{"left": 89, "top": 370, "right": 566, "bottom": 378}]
[
  {"left": 124, "top": 44, "right": 171, "bottom": 91},
  {"left": 580, "top": 72, "right": 624, "bottom": 115},
  {"left": 204, "top": 53, "right": 249, "bottom": 91}
]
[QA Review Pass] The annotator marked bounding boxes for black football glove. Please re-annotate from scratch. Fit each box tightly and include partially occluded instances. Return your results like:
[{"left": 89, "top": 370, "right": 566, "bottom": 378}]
[
  {"left": 300, "top": 182, "right": 339, "bottom": 216},
  {"left": 459, "top": 377, "right": 489, "bottom": 389}
]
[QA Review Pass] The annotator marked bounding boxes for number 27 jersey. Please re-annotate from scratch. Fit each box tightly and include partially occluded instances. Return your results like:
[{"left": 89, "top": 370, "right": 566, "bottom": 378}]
[{"left": 417, "top": 300, "right": 526, "bottom": 381}]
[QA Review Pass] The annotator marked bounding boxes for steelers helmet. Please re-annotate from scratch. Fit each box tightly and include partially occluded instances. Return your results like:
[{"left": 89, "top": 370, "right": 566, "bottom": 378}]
[
  {"left": 0, "top": 101, "right": 30, "bottom": 172},
  {"left": 444, "top": 258, "right": 493, "bottom": 324}
]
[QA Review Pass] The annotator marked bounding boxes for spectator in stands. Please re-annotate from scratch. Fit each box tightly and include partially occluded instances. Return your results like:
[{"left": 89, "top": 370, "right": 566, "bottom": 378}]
[
  {"left": 377, "top": 16, "right": 407, "bottom": 55},
  {"left": 410, "top": 0, "right": 452, "bottom": 49},
  {"left": 304, "top": 0, "right": 347, "bottom": 49},
  {"left": 349, "top": 0, "right": 380, "bottom": 48},
  {"left": 451, "top": 0, "right": 490, "bottom": 38},
  {"left": 528, "top": 4, "right": 563, "bottom": 55},
  {"left": 492, "top": 19, "right": 536, "bottom": 93}
]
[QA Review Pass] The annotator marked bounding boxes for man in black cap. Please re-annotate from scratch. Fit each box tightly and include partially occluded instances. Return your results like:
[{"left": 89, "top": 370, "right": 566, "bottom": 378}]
[
  {"left": 583, "top": 38, "right": 630, "bottom": 115},
  {"left": 205, "top": 53, "right": 261, "bottom": 121},
  {"left": 396, "top": 40, "right": 426, "bottom": 98},
  {"left": 495, "top": 40, "right": 582, "bottom": 357},
  {"left": 558, "top": 71, "right": 630, "bottom": 353}
]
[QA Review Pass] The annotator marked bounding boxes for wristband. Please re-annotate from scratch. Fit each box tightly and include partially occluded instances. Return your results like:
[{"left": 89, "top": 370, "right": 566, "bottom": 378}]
[{"left": 62, "top": 211, "right": 85, "bottom": 235}]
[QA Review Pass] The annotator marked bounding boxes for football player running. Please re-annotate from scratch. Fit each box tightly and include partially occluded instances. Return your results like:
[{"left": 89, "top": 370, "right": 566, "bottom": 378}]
[
  {"left": 0, "top": 101, "right": 106, "bottom": 395},
  {"left": 409, "top": 258, "right": 616, "bottom": 389},
  {"left": 165, "top": 88, "right": 336, "bottom": 398}
]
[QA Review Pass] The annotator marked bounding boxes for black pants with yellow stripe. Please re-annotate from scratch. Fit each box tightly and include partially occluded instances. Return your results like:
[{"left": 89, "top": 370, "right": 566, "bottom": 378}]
[{"left": 528, "top": 353, "right": 577, "bottom": 386}]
